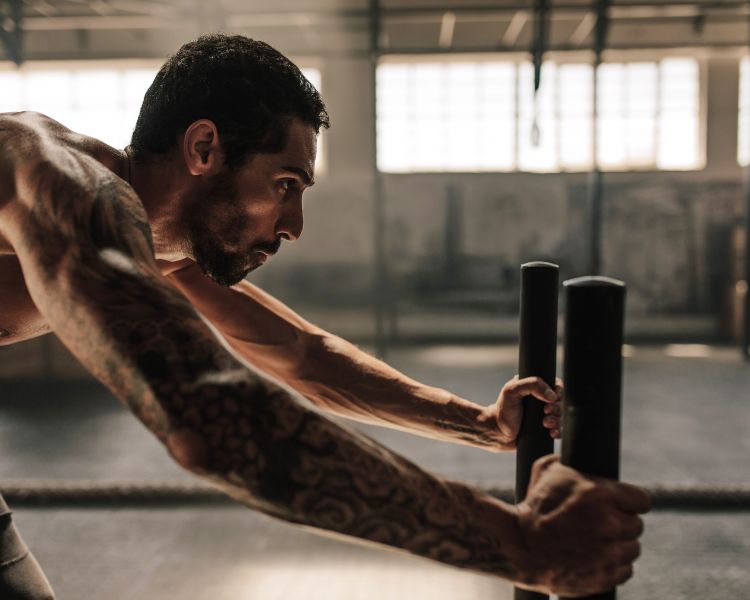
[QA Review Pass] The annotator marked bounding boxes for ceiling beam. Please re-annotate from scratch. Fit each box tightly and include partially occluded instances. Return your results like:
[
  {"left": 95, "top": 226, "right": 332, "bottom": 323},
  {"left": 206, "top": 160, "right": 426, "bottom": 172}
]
[
  {"left": 502, "top": 11, "right": 528, "bottom": 46},
  {"left": 106, "top": 1, "right": 182, "bottom": 18},
  {"left": 21, "top": 15, "right": 181, "bottom": 30},
  {"left": 570, "top": 12, "right": 596, "bottom": 46},
  {"left": 438, "top": 11, "right": 456, "bottom": 49}
]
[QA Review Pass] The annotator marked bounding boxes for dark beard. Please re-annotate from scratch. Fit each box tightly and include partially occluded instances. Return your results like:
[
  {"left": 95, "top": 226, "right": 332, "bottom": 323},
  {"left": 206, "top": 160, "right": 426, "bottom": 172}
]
[
  {"left": 192, "top": 240, "right": 253, "bottom": 287},
  {"left": 188, "top": 170, "right": 253, "bottom": 287}
]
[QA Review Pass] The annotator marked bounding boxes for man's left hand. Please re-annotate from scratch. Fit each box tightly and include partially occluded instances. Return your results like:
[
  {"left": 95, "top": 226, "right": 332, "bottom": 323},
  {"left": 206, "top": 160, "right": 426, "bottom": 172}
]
[{"left": 482, "top": 376, "right": 563, "bottom": 450}]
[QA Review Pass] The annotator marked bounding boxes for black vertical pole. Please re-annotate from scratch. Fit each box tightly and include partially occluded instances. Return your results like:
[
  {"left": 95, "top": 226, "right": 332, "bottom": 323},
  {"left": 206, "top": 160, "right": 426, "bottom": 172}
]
[
  {"left": 743, "top": 162, "right": 750, "bottom": 360},
  {"left": 368, "top": 0, "right": 388, "bottom": 358},
  {"left": 742, "top": 12, "right": 750, "bottom": 360},
  {"left": 444, "top": 184, "right": 462, "bottom": 285},
  {"left": 589, "top": 0, "right": 610, "bottom": 276},
  {"left": 514, "top": 262, "right": 559, "bottom": 600},
  {"left": 560, "top": 276, "right": 626, "bottom": 600}
]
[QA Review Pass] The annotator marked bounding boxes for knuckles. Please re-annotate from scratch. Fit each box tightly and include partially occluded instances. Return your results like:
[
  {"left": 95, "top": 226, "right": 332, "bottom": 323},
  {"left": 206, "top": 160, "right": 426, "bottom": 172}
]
[{"left": 521, "top": 456, "right": 647, "bottom": 596}]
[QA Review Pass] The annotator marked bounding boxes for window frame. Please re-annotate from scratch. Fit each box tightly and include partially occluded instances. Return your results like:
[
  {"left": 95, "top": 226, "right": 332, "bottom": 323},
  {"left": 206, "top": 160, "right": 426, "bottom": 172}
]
[
  {"left": 376, "top": 51, "right": 706, "bottom": 174},
  {"left": 0, "top": 58, "right": 327, "bottom": 175},
  {"left": 738, "top": 55, "right": 750, "bottom": 168}
]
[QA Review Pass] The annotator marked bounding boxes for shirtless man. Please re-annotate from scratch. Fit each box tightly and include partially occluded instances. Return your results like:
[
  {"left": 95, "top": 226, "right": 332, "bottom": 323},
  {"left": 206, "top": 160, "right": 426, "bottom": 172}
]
[{"left": 0, "top": 34, "right": 650, "bottom": 599}]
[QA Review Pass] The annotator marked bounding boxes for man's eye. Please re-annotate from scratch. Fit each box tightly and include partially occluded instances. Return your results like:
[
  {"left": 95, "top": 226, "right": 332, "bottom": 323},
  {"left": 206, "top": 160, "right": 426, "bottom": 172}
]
[{"left": 280, "top": 179, "right": 296, "bottom": 191}]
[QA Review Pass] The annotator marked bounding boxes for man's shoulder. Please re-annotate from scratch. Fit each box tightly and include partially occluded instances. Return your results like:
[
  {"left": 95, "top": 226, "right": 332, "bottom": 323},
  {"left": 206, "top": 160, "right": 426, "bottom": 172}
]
[
  {"left": 0, "top": 111, "right": 45, "bottom": 162},
  {"left": 0, "top": 110, "right": 70, "bottom": 146},
  {"left": 0, "top": 111, "right": 122, "bottom": 174},
  {"left": 0, "top": 112, "right": 134, "bottom": 254}
]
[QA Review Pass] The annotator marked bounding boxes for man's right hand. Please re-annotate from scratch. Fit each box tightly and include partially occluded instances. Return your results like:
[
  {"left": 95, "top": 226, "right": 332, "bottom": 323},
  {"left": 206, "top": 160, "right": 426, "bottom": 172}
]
[{"left": 511, "top": 455, "right": 651, "bottom": 597}]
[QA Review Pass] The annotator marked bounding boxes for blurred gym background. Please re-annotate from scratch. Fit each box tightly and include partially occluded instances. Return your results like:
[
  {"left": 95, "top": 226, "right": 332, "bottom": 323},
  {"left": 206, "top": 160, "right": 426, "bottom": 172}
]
[{"left": 0, "top": 1, "right": 748, "bottom": 599}]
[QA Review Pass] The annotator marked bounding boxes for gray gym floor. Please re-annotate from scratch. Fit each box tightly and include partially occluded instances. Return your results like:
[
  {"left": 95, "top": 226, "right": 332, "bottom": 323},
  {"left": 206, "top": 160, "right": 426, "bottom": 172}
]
[{"left": 2, "top": 344, "right": 749, "bottom": 598}]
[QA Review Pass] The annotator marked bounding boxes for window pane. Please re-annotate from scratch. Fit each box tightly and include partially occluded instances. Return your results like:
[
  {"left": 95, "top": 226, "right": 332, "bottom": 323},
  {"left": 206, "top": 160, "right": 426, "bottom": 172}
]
[
  {"left": 559, "top": 64, "right": 593, "bottom": 169},
  {"left": 123, "top": 69, "right": 156, "bottom": 107},
  {"left": 478, "top": 63, "right": 515, "bottom": 170},
  {"left": 377, "top": 60, "right": 517, "bottom": 172},
  {"left": 26, "top": 71, "right": 74, "bottom": 120},
  {"left": 739, "top": 57, "right": 750, "bottom": 167},
  {"left": 0, "top": 72, "right": 22, "bottom": 111},
  {"left": 377, "top": 55, "right": 701, "bottom": 173},
  {"left": 597, "top": 63, "right": 626, "bottom": 167},
  {"left": 74, "top": 70, "right": 120, "bottom": 108},
  {"left": 658, "top": 58, "right": 700, "bottom": 169},
  {"left": 0, "top": 66, "right": 160, "bottom": 148},
  {"left": 0, "top": 63, "right": 324, "bottom": 169},
  {"left": 625, "top": 63, "right": 657, "bottom": 165}
]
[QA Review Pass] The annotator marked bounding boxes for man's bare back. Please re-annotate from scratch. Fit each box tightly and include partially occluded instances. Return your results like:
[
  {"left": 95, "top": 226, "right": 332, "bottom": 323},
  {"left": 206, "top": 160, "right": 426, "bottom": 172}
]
[{"left": 0, "top": 33, "right": 650, "bottom": 599}]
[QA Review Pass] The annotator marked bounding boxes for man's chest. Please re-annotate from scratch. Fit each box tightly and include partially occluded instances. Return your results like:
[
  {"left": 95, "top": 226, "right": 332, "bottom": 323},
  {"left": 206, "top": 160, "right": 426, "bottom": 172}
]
[{"left": 0, "top": 254, "right": 50, "bottom": 344}]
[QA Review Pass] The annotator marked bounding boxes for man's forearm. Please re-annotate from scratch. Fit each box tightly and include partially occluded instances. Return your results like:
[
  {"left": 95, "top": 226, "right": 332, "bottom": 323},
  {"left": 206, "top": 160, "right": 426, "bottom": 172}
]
[
  {"left": 224, "top": 332, "right": 506, "bottom": 451},
  {"left": 164, "top": 265, "right": 505, "bottom": 451},
  {"left": 185, "top": 370, "right": 523, "bottom": 580}
]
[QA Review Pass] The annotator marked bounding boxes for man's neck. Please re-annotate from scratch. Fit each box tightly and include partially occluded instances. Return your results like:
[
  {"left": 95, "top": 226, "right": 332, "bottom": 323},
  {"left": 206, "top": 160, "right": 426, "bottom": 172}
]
[{"left": 123, "top": 148, "right": 191, "bottom": 262}]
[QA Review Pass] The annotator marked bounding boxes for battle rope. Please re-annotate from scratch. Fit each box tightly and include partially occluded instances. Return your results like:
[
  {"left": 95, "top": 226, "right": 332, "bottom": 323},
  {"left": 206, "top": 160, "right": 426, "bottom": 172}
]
[{"left": 2, "top": 480, "right": 749, "bottom": 510}]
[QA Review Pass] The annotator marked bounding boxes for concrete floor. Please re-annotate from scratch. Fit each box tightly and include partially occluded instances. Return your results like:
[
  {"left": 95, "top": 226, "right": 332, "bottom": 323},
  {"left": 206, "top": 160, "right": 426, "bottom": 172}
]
[
  {"left": 10, "top": 507, "right": 750, "bottom": 600},
  {"left": 1, "top": 344, "right": 749, "bottom": 598}
]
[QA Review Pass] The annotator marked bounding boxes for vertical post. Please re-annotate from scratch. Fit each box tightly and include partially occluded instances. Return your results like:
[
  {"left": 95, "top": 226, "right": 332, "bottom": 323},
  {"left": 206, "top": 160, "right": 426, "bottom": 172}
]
[
  {"left": 368, "top": 0, "right": 388, "bottom": 358},
  {"left": 743, "top": 164, "right": 750, "bottom": 360},
  {"left": 560, "top": 276, "right": 626, "bottom": 600},
  {"left": 514, "top": 262, "right": 559, "bottom": 600},
  {"left": 0, "top": 0, "right": 24, "bottom": 66},
  {"left": 589, "top": 0, "right": 610, "bottom": 276},
  {"left": 743, "top": 18, "right": 750, "bottom": 359},
  {"left": 589, "top": 54, "right": 603, "bottom": 276},
  {"left": 443, "top": 184, "right": 462, "bottom": 285}
]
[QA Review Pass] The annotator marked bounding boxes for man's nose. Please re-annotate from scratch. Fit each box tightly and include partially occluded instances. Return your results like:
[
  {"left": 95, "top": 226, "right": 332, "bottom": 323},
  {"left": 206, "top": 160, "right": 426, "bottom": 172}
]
[{"left": 276, "top": 197, "right": 304, "bottom": 242}]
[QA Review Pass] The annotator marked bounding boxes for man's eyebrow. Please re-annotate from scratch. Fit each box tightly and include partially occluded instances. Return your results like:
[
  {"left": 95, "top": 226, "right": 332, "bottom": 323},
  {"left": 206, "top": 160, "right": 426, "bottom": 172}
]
[{"left": 282, "top": 166, "right": 315, "bottom": 187}]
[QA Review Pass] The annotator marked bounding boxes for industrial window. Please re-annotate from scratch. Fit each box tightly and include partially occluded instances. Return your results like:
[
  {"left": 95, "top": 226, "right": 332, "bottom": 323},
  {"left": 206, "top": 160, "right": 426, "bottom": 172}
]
[
  {"left": 377, "top": 57, "right": 702, "bottom": 173},
  {"left": 739, "top": 56, "right": 750, "bottom": 167},
  {"left": 0, "top": 62, "right": 323, "bottom": 160},
  {"left": 0, "top": 62, "right": 160, "bottom": 149}
]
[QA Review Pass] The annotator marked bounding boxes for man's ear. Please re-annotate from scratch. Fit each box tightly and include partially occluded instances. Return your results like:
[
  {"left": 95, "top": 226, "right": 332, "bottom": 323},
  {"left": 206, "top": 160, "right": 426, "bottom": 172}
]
[{"left": 183, "top": 120, "right": 222, "bottom": 176}]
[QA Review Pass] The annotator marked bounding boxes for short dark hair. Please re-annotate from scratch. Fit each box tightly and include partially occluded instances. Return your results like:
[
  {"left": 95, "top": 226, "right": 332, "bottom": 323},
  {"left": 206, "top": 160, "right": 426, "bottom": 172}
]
[{"left": 130, "top": 34, "right": 329, "bottom": 168}]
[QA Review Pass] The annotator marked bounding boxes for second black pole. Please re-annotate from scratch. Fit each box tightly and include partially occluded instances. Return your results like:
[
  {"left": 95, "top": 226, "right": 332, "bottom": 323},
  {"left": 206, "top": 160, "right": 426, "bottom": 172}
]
[{"left": 560, "top": 276, "right": 626, "bottom": 600}]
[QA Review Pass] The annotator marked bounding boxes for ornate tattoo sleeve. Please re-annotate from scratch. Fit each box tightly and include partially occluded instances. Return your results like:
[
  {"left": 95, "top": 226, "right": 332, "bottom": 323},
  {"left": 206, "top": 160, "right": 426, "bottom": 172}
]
[{"left": 7, "top": 147, "right": 519, "bottom": 580}]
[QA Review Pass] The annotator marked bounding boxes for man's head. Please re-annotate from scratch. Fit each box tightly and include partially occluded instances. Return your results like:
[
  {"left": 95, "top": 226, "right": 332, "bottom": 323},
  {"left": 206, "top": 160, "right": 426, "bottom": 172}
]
[{"left": 130, "top": 34, "right": 329, "bottom": 286}]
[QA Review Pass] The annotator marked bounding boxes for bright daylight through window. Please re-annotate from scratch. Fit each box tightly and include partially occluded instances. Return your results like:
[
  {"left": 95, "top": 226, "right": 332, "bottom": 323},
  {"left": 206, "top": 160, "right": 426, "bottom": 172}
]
[
  {"left": 377, "top": 57, "right": 702, "bottom": 173},
  {"left": 739, "top": 56, "right": 750, "bottom": 167},
  {"left": 0, "top": 64, "right": 322, "bottom": 155}
]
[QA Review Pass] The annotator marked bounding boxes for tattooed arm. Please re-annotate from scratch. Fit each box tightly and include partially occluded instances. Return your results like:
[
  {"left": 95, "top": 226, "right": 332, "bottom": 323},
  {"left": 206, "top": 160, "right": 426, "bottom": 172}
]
[
  {"left": 165, "top": 262, "right": 561, "bottom": 452},
  {"left": 0, "top": 122, "right": 531, "bottom": 587}
]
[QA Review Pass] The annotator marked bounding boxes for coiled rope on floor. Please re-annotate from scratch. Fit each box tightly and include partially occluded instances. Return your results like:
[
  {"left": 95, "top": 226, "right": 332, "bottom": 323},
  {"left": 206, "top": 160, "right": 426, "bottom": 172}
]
[
  {"left": 1, "top": 481, "right": 228, "bottom": 507},
  {"left": 2, "top": 480, "right": 749, "bottom": 510}
]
